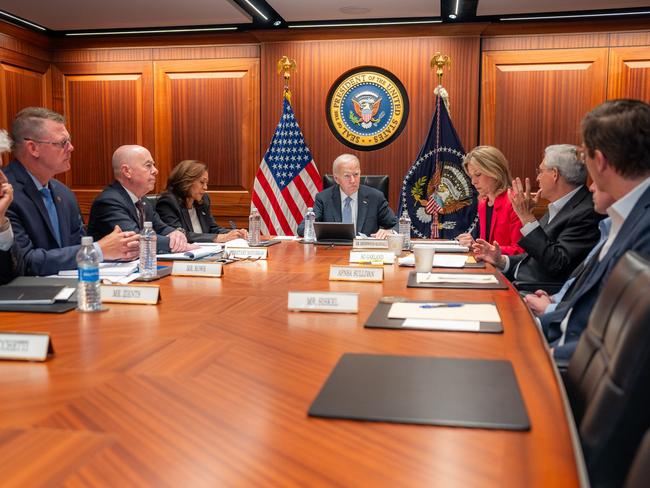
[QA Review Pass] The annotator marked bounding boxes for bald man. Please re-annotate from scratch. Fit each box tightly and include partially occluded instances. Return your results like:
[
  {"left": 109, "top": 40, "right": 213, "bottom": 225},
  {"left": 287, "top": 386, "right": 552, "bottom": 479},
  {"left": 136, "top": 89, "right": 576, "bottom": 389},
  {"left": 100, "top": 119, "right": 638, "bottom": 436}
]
[{"left": 88, "top": 145, "right": 194, "bottom": 253}]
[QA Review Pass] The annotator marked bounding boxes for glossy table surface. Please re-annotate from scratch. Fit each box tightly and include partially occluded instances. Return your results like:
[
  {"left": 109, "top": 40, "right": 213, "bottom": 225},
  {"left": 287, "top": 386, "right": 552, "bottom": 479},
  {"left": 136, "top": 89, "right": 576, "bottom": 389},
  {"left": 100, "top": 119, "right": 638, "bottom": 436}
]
[{"left": 0, "top": 242, "right": 581, "bottom": 486}]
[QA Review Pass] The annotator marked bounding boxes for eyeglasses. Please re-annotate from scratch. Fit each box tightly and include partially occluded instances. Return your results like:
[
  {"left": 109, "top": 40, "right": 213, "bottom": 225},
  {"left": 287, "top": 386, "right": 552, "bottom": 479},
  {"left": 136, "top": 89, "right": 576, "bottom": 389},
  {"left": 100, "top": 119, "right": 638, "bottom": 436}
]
[
  {"left": 535, "top": 166, "right": 553, "bottom": 175},
  {"left": 24, "top": 137, "right": 72, "bottom": 149}
]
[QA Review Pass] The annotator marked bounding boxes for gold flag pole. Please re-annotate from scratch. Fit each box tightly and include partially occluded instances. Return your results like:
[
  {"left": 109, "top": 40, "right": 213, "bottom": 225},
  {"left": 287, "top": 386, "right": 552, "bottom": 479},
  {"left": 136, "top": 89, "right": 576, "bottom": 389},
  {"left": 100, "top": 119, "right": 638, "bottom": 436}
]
[
  {"left": 431, "top": 52, "right": 451, "bottom": 113},
  {"left": 277, "top": 56, "right": 297, "bottom": 103}
]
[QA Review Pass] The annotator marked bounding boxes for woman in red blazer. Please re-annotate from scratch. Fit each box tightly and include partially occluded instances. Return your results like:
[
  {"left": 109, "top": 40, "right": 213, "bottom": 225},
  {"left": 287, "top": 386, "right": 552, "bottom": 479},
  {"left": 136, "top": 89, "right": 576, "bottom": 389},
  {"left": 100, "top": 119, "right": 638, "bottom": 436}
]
[{"left": 457, "top": 146, "right": 524, "bottom": 255}]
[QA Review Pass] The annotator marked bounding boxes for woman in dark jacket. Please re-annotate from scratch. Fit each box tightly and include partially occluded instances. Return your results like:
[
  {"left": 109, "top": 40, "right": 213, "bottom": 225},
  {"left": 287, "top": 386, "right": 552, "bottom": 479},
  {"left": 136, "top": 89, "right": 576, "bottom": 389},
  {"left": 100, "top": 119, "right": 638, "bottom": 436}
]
[{"left": 156, "top": 160, "right": 247, "bottom": 243}]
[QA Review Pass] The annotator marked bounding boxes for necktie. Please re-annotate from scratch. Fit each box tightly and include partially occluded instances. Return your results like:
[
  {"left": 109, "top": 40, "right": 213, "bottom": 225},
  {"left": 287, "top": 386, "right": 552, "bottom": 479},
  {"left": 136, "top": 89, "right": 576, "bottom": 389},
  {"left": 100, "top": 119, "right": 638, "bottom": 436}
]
[
  {"left": 342, "top": 196, "right": 353, "bottom": 224},
  {"left": 135, "top": 200, "right": 145, "bottom": 229},
  {"left": 40, "top": 187, "right": 61, "bottom": 246}
]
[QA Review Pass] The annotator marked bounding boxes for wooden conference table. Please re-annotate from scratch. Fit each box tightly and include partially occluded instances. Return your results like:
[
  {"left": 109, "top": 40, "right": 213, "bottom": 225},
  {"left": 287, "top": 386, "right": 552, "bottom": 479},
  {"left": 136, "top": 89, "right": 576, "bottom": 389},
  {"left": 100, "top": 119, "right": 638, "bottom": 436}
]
[{"left": 0, "top": 242, "right": 582, "bottom": 486}]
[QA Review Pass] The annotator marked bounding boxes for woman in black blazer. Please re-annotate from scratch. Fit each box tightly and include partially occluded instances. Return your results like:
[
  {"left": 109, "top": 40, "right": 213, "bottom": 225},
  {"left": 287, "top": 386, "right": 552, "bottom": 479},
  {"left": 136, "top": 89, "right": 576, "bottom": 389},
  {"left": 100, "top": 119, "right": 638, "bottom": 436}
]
[{"left": 156, "top": 160, "right": 248, "bottom": 243}]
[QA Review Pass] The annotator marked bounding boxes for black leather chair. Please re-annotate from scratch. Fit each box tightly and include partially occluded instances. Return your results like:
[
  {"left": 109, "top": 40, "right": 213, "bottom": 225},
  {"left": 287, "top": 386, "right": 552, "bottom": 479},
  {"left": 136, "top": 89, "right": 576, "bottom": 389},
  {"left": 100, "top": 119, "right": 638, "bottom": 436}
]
[
  {"left": 625, "top": 428, "right": 650, "bottom": 488},
  {"left": 143, "top": 193, "right": 160, "bottom": 208},
  {"left": 564, "top": 251, "right": 650, "bottom": 488},
  {"left": 322, "top": 174, "right": 389, "bottom": 201}
]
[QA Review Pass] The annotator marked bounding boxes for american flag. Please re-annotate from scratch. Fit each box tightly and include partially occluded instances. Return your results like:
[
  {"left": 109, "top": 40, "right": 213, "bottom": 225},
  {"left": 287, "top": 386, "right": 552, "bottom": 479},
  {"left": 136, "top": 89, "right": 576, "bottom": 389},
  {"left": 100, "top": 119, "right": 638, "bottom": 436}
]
[{"left": 252, "top": 97, "right": 322, "bottom": 235}]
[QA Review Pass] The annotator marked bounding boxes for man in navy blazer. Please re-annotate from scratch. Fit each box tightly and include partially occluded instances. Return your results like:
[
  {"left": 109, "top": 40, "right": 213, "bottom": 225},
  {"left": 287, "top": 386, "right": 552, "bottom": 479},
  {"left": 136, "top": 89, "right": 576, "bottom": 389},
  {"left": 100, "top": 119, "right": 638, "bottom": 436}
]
[
  {"left": 541, "top": 99, "right": 650, "bottom": 361},
  {"left": 4, "top": 108, "right": 139, "bottom": 276},
  {"left": 88, "top": 145, "right": 195, "bottom": 254},
  {"left": 297, "top": 154, "right": 397, "bottom": 238}
]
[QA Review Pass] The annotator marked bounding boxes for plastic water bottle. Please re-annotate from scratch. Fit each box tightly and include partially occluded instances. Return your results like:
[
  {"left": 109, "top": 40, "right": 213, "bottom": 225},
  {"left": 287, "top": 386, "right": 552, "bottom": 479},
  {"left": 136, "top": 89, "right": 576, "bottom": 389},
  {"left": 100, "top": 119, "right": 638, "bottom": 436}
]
[
  {"left": 399, "top": 210, "right": 411, "bottom": 250},
  {"left": 76, "top": 236, "right": 102, "bottom": 312},
  {"left": 139, "top": 221, "right": 157, "bottom": 278},
  {"left": 303, "top": 207, "right": 316, "bottom": 243},
  {"left": 249, "top": 207, "right": 261, "bottom": 246}
]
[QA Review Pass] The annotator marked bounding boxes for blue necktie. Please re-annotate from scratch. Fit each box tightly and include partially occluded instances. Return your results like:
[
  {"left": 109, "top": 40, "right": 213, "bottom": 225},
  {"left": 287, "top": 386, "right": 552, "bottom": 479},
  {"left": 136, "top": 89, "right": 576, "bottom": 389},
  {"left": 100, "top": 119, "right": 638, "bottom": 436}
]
[
  {"left": 342, "top": 196, "right": 353, "bottom": 224},
  {"left": 40, "top": 187, "right": 62, "bottom": 246}
]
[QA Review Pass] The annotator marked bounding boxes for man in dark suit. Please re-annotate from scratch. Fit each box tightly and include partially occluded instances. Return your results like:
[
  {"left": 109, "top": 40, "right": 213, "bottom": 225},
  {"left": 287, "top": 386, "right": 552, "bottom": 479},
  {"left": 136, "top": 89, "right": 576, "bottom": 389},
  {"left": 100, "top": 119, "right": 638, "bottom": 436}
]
[
  {"left": 88, "top": 145, "right": 195, "bottom": 253},
  {"left": 473, "top": 144, "right": 603, "bottom": 291},
  {"left": 540, "top": 99, "right": 650, "bottom": 361},
  {"left": 4, "top": 107, "right": 140, "bottom": 276},
  {"left": 297, "top": 153, "right": 397, "bottom": 238}
]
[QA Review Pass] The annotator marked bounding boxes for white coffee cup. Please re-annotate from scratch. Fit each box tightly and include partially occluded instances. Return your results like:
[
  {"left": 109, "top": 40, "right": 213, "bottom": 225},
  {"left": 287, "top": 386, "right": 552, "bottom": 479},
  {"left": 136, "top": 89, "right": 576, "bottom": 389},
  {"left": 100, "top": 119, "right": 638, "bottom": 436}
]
[
  {"left": 387, "top": 233, "right": 405, "bottom": 256},
  {"left": 413, "top": 244, "right": 435, "bottom": 272}
]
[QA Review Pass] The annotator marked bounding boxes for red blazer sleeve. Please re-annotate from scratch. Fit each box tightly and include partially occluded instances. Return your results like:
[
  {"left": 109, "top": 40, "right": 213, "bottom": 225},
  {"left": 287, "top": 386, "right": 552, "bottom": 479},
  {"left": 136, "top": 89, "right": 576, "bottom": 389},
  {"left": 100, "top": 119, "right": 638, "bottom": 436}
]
[{"left": 491, "top": 192, "right": 524, "bottom": 255}]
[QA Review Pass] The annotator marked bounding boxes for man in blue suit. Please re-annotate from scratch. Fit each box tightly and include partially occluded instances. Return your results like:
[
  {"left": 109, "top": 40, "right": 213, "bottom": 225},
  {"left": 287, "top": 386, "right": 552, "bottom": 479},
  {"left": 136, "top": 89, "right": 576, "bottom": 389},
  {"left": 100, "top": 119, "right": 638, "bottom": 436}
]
[
  {"left": 297, "top": 153, "right": 397, "bottom": 238},
  {"left": 541, "top": 99, "right": 650, "bottom": 361},
  {"left": 4, "top": 107, "right": 140, "bottom": 276}
]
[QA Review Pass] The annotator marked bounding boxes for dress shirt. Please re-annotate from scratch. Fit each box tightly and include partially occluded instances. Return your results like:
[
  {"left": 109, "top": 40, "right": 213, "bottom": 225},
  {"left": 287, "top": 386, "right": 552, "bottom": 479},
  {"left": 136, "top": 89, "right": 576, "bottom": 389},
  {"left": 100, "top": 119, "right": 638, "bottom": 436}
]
[
  {"left": 26, "top": 168, "right": 104, "bottom": 261},
  {"left": 545, "top": 217, "right": 611, "bottom": 314},
  {"left": 0, "top": 217, "right": 13, "bottom": 251},
  {"left": 340, "top": 189, "right": 358, "bottom": 233},
  {"left": 187, "top": 206, "right": 203, "bottom": 234},
  {"left": 558, "top": 176, "right": 650, "bottom": 346}
]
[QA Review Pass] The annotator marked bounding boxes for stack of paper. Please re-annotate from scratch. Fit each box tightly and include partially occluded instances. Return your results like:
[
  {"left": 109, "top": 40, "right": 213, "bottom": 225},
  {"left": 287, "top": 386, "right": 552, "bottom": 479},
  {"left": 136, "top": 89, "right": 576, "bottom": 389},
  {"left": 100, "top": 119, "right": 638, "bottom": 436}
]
[
  {"left": 416, "top": 273, "right": 499, "bottom": 284},
  {"left": 398, "top": 253, "right": 469, "bottom": 268},
  {"left": 387, "top": 302, "right": 501, "bottom": 332},
  {"left": 158, "top": 245, "right": 223, "bottom": 261},
  {"left": 58, "top": 261, "right": 139, "bottom": 278}
]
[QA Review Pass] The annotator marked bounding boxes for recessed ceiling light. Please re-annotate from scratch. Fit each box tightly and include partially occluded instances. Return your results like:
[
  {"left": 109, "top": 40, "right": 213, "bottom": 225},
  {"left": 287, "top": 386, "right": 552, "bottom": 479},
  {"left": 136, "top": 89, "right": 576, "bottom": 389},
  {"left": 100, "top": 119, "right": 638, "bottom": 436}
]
[
  {"left": 339, "top": 6, "right": 371, "bottom": 15},
  {"left": 449, "top": 14, "right": 457, "bottom": 19}
]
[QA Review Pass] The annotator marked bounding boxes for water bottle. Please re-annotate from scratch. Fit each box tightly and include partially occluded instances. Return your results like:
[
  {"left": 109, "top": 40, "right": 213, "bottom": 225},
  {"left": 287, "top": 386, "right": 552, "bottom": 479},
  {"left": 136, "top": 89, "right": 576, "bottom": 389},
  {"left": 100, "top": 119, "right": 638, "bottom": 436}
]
[
  {"left": 76, "top": 236, "right": 102, "bottom": 312},
  {"left": 399, "top": 210, "right": 411, "bottom": 250},
  {"left": 303, "top": 207, "right": 316, "bottom": 243},
  {"left": 139, "top": 221, "right": 157, "bottom": 278},
  {"left": 248, "top": 207, "right": 261, "bottom": 246}
]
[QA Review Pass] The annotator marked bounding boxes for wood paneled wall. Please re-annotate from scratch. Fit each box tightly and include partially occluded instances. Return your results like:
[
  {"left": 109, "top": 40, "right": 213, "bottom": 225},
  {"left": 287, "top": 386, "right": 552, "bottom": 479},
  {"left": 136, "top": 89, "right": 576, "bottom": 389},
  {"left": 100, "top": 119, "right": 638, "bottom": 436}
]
[
  {"left": 261, "top": 36, "right": 481, "bottom": 211},
  {"left": 1, "top": 20, "right": 649, "bottom": 228}
]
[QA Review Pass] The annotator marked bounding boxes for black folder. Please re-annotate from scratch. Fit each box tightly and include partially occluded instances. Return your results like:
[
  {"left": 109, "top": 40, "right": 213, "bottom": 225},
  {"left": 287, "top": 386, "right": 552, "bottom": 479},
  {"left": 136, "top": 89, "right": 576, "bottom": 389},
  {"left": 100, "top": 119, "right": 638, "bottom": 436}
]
[
  {"left": 0, "top": 277, "right": 78, "bottom": 313},
  {"left": 364, "top": 300, "right": 503, "bottom": 333},
  {"left": 309, "top": 353, "right": 530, "bottom": 431}
]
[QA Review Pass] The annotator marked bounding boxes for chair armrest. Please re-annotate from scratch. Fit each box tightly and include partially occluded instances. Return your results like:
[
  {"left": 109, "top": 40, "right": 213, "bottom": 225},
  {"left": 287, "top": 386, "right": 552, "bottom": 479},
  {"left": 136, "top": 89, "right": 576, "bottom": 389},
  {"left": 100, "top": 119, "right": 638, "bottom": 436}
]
[{"left": 513, "top": 281, "right": 563, "bottom": 294}]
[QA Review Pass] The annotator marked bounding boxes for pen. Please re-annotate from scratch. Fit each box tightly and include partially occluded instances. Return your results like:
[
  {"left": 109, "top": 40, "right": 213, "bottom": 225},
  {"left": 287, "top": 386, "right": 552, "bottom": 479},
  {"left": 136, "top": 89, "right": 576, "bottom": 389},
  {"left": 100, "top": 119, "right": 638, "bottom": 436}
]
[{"left": 419, "top": 303, "right": 464, "bottom": 309}]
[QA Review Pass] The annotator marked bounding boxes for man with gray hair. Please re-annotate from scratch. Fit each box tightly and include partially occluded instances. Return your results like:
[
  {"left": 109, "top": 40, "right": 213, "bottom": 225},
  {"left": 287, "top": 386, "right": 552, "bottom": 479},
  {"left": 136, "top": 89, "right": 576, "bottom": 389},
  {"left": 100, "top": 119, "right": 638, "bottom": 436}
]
[
  {"left": 3, "top": 107, "right": 140, "bottom": 275},
  {"left": 472, "top": 144, "right": 604, "bottom": 291}
]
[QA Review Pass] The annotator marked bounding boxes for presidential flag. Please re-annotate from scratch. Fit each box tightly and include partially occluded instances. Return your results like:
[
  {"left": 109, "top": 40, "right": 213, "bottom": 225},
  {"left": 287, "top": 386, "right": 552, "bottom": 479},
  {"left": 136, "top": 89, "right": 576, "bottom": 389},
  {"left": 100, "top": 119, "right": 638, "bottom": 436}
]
[
  {"left": 398, "top": 87, "right": 477, "bottom": 239},
  {"left": 252, "top": 97, "right": 322, "bottom": 235}
]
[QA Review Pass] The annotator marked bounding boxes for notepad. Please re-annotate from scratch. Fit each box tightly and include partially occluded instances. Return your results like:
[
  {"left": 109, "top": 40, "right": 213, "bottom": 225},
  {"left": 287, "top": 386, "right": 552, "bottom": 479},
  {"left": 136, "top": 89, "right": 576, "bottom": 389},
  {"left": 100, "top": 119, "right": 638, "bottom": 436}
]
[
  {"left": 416, "top": 273, "right": 499, "bottom": 284},
  {"left": 398, "top": 253, "right": 469, "bottom": 268},
  {"left": 388, "top": 302, "right": 501, "bottom": 322},
  {"left": 157, "top": 246, "right": 223, "bottom": 260}
]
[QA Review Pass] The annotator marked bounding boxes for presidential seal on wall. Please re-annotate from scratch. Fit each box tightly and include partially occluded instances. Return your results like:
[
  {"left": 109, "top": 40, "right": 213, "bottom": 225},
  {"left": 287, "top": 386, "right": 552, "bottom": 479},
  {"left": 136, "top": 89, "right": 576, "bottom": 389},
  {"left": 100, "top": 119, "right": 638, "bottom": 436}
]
[{"left": 326, "top": 66, "right": 409, "bottom": 151}]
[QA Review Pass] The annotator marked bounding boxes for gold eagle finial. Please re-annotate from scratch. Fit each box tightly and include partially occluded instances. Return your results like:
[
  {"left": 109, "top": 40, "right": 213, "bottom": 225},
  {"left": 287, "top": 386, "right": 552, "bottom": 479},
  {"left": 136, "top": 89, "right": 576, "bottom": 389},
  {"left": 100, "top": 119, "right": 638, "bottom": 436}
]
[{"left": 277, "top": 56, "right": 297, "bottom": 102}]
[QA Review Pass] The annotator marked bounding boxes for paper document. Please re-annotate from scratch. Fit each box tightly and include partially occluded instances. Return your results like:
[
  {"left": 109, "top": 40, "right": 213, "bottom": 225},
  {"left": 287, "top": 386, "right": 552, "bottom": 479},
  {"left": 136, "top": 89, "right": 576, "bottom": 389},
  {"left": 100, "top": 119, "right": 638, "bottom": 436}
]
[
  {"left": 272, "top": 235, "right": 300, "bottom": 241},
  {"left": 398, "top": 253, "right": 468, "bottom": 268},
  {"left": 158, "top": 246, "right": 222, "bottom": 260},
  {"left": 402, "top": 318, "right": 481, "bottom": 331},
  {"left": 416, "top": 273, "right": 499, "bottom": 284},
  {"left": 224, "top": 238, "right": 249, "bottom": 248},
  {"left": 58, "top": 261, "right": 139, "bottom": 277},
  {"left": 388, "top": 302, "right": 501, "bottom": 322}
]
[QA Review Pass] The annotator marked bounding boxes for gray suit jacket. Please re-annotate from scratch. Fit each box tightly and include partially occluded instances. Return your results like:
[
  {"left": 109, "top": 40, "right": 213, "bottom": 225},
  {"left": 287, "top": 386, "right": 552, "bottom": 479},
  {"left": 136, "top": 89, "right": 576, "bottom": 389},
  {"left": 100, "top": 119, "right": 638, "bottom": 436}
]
[{"left": 297, "top": 184, "right": 397, "bottom": 237}]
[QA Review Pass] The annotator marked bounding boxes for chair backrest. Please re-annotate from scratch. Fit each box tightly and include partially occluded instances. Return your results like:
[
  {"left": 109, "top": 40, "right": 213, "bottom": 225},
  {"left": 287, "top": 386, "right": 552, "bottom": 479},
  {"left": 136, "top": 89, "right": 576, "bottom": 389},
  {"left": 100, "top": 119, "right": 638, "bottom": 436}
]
[
  {"left": 143, "top": 193, "right": 160, "bottom": 209},
  {"left": 566, "top": 251, "right": 650, "bottom": 487},
  {"left": 625, "top": 428, "right": 650, "bottom": 488},
  {"left": 322, "top": 174, "right": 389, "bottom": 201}
]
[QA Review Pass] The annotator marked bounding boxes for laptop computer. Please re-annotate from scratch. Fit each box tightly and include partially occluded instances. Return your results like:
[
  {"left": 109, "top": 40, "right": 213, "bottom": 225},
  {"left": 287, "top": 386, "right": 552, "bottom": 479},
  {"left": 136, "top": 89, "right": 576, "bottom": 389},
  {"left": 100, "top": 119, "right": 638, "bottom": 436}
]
[{"left": 314, "top": 222, "right": 355, "bottom": 245}]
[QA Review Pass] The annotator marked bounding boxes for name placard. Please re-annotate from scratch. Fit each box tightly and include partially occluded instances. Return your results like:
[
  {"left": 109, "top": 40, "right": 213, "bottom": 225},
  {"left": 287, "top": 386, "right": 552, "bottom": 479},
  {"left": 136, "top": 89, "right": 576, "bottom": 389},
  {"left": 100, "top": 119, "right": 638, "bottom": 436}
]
[
  {"left": 288, "top": 291, "right": 359, "bottom": 313},
  {"left": 101, "top": 285, "right": 160, "bottom": 305},
  {"left": 225, "top": 247, "right": 268, "bottom": 260},
  {"left": 329, "top": 265, "right": 384, "bottom": 282},
  {"left": 0, "top": 332, "right": 54, "bottom": 362},
  {"left": 172, "top": 261, "right": 223, "bottom": 277},
  {"left": 349, "top": 251, "right": 395, "bottom": 265},
  {"left": 353, "top": 238, "right": 389, "bottom": 249}
]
